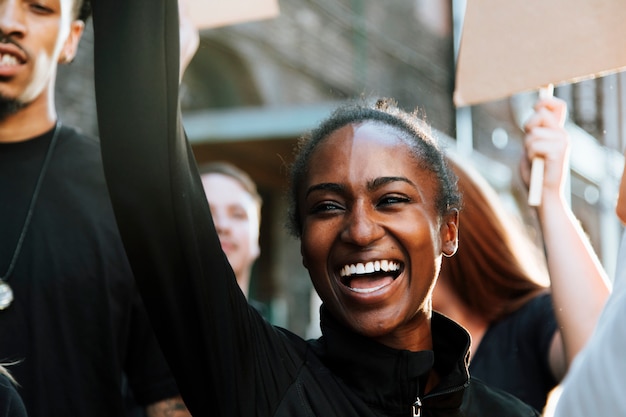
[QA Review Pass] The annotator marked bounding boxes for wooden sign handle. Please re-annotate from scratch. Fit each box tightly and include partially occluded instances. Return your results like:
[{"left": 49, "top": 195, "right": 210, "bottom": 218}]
[{"left": 527, "top": 84, "right": 554, "bottom": 206}]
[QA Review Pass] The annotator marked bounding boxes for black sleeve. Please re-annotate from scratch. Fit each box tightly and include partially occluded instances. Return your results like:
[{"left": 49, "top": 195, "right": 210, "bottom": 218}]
[
  {"left": 91, "top": 1, "right": 303, "bottom": 416},
  {"left": 123, "top": 290, "right": 181, "bottom": 406}
]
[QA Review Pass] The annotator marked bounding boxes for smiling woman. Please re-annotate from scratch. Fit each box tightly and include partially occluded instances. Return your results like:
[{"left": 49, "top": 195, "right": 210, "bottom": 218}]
[
  {"left": 288, "top": 100, "right": 462, "bottom": 350},
  {"left": 93, "top": 0, "right": 543, "bottom": 415}
]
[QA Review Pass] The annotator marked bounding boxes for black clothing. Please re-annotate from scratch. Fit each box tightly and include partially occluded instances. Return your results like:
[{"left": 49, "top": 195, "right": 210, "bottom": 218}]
[
  {"left": 0, "top": 126, "right": 179, "bottom": 416},
  {"left": 92, "top": 0, "right": 540, "bottom": 415},
  {"left": 0, "top": 374, "right": 27, "bottom": 417},
  {"left": 470, "top": 294, "right": 558, "bottom": 411}
]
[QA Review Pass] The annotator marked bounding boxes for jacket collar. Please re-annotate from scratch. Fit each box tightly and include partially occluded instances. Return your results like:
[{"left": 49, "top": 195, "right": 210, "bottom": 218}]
[{"left": 313, "top": 307, "right": 470, "bottom": 414}]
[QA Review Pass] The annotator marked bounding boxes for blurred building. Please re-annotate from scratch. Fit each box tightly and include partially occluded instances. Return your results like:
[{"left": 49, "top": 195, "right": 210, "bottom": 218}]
[{"left": 56, "top": 0, "right": 624, "bottom": 337}]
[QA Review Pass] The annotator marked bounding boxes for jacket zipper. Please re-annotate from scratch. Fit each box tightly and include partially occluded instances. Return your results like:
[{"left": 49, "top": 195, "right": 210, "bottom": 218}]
[
  {"left": 412, "top": 397, "right": 422, "bottom": 417},
  {"left": 412, "top": 381, "right": 468, "bottom": 416}
]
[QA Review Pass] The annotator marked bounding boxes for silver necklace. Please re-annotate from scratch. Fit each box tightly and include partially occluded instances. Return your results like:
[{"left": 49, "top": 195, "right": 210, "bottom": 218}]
[{"left": 0, "top": 122, "right": 61, "bottom": 310}]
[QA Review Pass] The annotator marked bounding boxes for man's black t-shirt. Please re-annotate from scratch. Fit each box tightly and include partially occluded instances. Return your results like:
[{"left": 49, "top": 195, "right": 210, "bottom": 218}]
[{"left": 0, "top": 125, "right": 178, "bottom": 416}]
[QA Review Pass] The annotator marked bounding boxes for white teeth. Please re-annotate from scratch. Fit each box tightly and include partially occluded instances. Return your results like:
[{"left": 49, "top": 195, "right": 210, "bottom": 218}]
[
  {"left": 349, "top": 282, "right": 389, "bottom": 294},
  {"left": 340, "top": 260, "right": 400, "bottom": 277},
  {"left": 0, "top": 54, "right": 18, "bottom": 66}
]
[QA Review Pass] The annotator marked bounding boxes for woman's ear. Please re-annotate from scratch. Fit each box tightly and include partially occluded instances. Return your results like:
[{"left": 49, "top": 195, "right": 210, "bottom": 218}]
[{"left": 441, "top": 209, "right": 459, "bottom": 258}]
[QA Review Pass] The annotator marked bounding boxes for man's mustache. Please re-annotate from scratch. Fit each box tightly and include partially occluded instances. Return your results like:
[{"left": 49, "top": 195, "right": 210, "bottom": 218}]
[{"left": 0, "top": 33, "right": 27, "bottom": 58}]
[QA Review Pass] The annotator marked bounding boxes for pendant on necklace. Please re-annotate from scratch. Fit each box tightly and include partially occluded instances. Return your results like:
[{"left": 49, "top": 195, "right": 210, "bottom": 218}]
[{"left": 0, "top": 279, "right": 14, "bottom": 310}]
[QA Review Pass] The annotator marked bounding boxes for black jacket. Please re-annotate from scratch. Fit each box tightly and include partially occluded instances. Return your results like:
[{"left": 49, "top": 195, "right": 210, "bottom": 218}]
[
  {"left": 92, "top": 0, "right": 539, "bottom": 416},
  {"left": 302, "top": 308, "right": 539, "bottom": 416}
]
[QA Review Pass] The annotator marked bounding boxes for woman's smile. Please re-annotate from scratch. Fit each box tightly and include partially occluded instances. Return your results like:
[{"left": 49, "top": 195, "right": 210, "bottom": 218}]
[
  {"left": 338, "top": 259, "right": 402, "bottom": 294},
  {"left": 299, "top": 120, "right": 455, "bottom": 345}
]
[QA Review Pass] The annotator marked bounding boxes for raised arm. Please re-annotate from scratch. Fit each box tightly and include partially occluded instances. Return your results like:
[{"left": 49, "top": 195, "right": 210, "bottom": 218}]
[
  {"left": 550, "top": 148, "right": 626, "bottom": 417},
  {"left": 521, "top": 97, "right": 611, "bottom": 378},
  {"left": 90, "top": 1, "right": 299, "bottom": 415}
]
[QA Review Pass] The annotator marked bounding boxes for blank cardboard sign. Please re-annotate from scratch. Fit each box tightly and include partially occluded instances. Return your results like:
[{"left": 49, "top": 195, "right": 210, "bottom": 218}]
[
  {"left": 188, "top": 0, "right": 280, "bottom": 29},
  {"left": 454, "top": 0, "right": 626, "bottom": 107}
]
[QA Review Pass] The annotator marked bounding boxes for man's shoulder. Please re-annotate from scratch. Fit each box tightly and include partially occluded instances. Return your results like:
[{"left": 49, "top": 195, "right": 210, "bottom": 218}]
[
  {"left": 58, "top": 124, "right": 99, "bottom": 146},
  {"left": 55, "top": 124, "right": 103, "bottom": 161}
]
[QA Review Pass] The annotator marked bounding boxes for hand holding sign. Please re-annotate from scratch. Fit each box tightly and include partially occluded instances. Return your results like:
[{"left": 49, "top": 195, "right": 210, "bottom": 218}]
[
  {"left": 455, "top": 0, "right": 626, "bottom": 206},
  {"left": 521, "top": 94, "right": 570, "bottom": 210}
]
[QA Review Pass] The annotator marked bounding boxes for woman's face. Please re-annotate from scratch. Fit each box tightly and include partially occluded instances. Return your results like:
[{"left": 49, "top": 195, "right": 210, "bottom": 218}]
[{"left": 299, "top": 121, "right": 458, "bottom": 350}]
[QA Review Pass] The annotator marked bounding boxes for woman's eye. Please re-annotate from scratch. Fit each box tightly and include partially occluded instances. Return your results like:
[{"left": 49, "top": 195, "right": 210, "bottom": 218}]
[
  {"left": 378, "top": 195, "right": 410, "bottom": 207},
  {"left": 310, "top": 201, "right": 343, "bottom": 214}
]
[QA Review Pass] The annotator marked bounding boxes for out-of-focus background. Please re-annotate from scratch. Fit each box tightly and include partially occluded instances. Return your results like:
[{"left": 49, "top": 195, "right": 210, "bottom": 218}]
[{"left": 57, "top": 0, "right": 624, "bottom": 338}]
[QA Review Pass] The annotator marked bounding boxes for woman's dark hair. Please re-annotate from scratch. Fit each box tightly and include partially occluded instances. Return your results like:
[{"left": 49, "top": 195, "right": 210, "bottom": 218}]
[{"left": 286, "top": 98, "right": 461, "bottom": 237}]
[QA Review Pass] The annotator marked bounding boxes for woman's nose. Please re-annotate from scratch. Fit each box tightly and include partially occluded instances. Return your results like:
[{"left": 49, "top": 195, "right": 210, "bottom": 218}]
[{"left": 340, "top": 203, "right": 384, "bottom": 246}]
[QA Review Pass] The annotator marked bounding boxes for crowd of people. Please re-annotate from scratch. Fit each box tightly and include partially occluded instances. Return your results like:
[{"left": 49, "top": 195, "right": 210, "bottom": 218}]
[{"left": 1, "top": 0, "right": 625, "bottom": 416}]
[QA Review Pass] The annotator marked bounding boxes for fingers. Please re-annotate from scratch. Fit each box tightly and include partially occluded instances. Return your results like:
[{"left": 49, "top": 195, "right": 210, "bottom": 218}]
[
  {"left": 523, "top": 96, "right": 569, "bottom": 162},
  {"left": 521, "top": 96, "right": 570, "bottom": 195},
  {"left": 524, "top": 125, "right": 568, "bottom": 162},
  {"left": 524, "top": 96, "right": 567, "bottom": 132}
]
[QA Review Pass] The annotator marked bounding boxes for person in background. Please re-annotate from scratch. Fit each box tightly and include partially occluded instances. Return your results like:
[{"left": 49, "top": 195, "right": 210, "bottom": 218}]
[
  {"left": 546, "top": 120, "right": 626, "bottom": 417},
  {"left": 0, "top": 0, "right": 197, "bottom": 415},
  {"left": 432, "top": 96, "right": 611, "bottom": 412},
  {"left": 0, "top": 365, "right": 27, "bottom": 417},
  {"left": 199, "top": 162, "right": 262, "bottom": 301}
]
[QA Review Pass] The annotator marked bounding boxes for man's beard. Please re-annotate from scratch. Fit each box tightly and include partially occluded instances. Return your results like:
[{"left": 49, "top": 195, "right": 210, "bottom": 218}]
[{"left": 0, "top": 91, "right": 27, "bottom": 122}]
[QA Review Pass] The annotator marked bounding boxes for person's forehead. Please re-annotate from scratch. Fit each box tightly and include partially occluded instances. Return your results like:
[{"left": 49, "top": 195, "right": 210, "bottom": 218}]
[
  {"left": 305, "top": 123, "right": 436, "bottom": 193},
  {"left": 315, "top": 123, "right": 415, "bottom": 164},
  {"left": 203, "top": 174, "right": 257, "bottom": 204},
  {"left": 203, "top": 173, "right": 248, "bottom": 192}
]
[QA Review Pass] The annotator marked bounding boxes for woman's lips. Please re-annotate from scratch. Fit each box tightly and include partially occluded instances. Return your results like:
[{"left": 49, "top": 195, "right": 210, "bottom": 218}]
[{"left": 339, "top": 260, "right": 402, "bottom": 293}]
